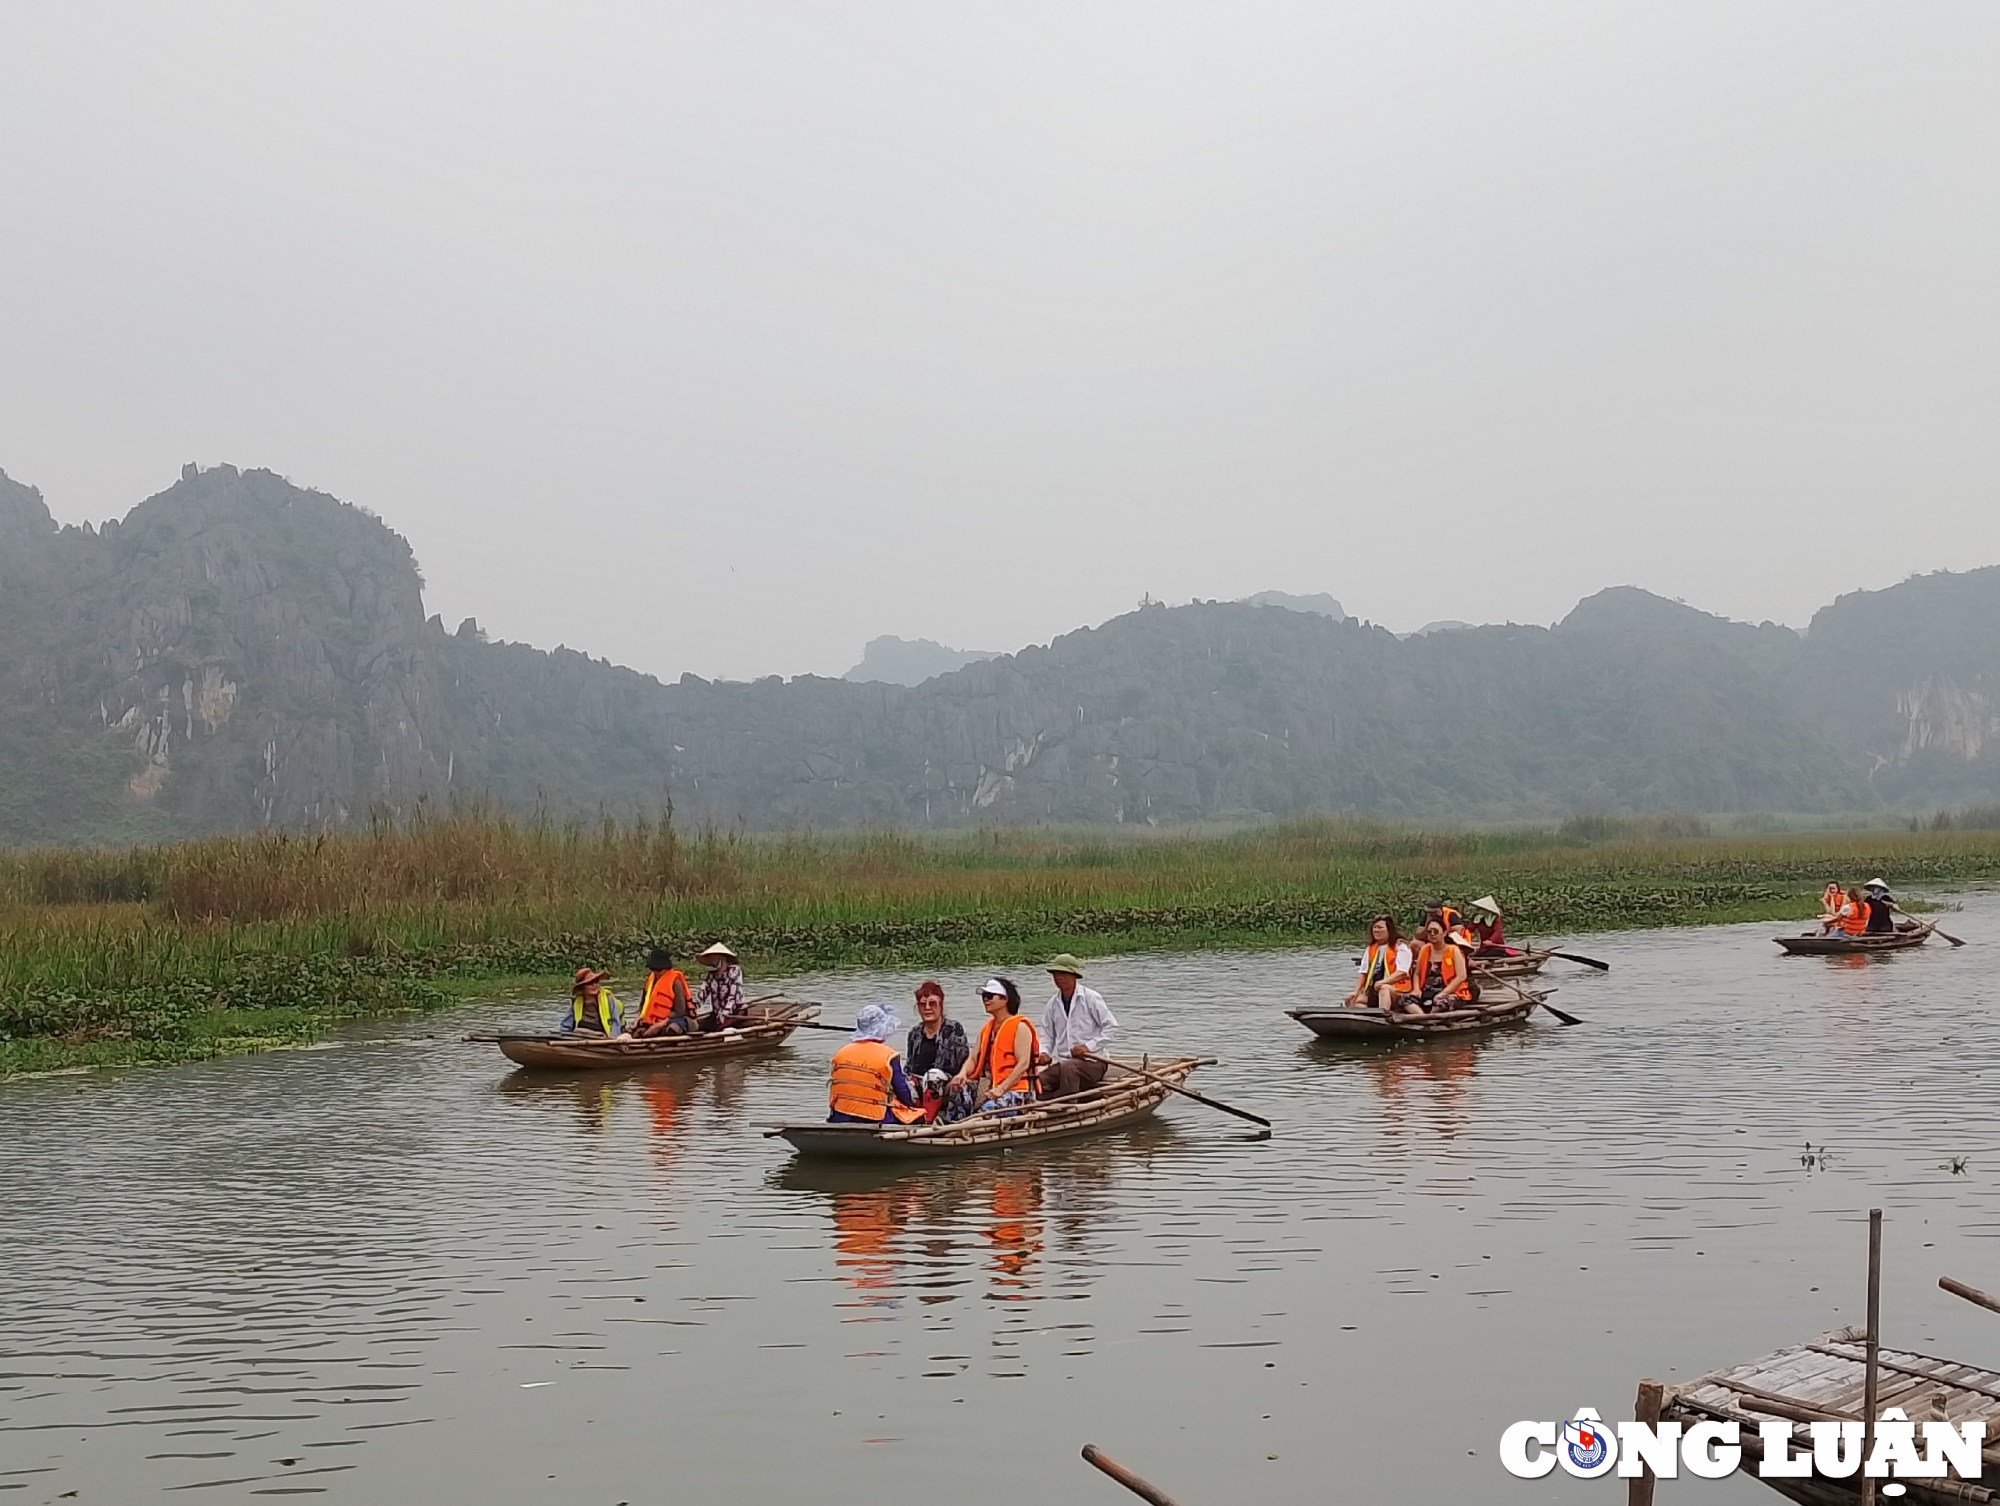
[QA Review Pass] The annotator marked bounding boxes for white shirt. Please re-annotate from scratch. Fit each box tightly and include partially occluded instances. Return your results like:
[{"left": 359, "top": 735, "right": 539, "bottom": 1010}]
[
  {"left": 1041, "top": 983, "right": 1117, "bottom": 1057},
  {"left": 1357, "top": 942, "right": 1412, "bottom": 988}
]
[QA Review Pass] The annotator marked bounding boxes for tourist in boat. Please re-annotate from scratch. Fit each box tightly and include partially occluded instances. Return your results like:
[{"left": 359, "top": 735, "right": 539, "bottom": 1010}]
[
  {"left": 951, "top": 978, "right": 1040, "bottom": 1112},
  {"left": 1467, "top": 896, "right": 1517, "bottom": 956},
  {"left": 1819, "top": 882, "right": 1846, "bottom": 925},
  {"left": 631, "top": 947, "right": 696, "bottom": 1038},
  {"left": 1821, "top": 887, "right": 1868, "bottom": 937},
  {"left": 1036, "top": 953, "right": 1117, "bottom": 1100},
  {"left": 1862, "top": 879, "right": 1899, "bottom": 935},
  {"left": 906, "top": 980, "right": 974, "bottom": 1121},
  {"left": 694, "top": 943, "right": 747, "bottom": 1030},
  {"left": 1410, "top": 922, "right": 1478, "bottom": 1011},
  {"left": 827, "top": 1003, "right": 922, "bottom": 1125},
  {"left": 562, "top": 967, "right": 628, "bottom": 1037},
  {"left": 1345, "top": 914, "right": 1414, "bottom": 1010}
]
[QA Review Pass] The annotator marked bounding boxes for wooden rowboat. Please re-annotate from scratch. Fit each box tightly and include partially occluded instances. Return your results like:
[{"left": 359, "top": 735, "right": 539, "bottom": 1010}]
[
  {"left": 767, "top": 1056, "right": 1202, "bottom": 1160},
  {"left": 1287, "top": 992, "right": 1541, "bottom": 1041},
  {"left": 1471, "top": 949, "right": 1552, "bottom": 981},
  {"left": 1351, "top": 948, "right": 1551, "bottom": 981},
  {"left": 469, "top": 1001, "right": 819, "bottom": 1070},
  {"left": 1773, "top": 928, "right": 1930, "bottom": 956}
]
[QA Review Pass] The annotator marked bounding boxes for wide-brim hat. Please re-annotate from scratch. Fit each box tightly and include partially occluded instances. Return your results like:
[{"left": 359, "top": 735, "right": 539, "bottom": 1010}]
[
  {"left": 698, "top": 942, "right": 738, "bottom": 962},
  {"left": 1864, "top": 878, "right": 1891, "bottom": 891},
  {"left": 1046, "top": 953, "right": 1085, "bottom": 977},
  {"left": 1470, "top": 895, "right": 1501, "bottom": 916},
  {"left": 573, "top": 966, "right": 609, "bottom": 987}
]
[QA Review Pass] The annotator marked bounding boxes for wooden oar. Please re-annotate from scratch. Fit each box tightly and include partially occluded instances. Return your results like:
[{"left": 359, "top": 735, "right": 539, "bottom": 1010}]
[
  {"left": 1083, "top": 1051, "right": 1271, "bottom": 1129},
  {"left": 1082, "top": 1445, "right": 1186, "bottom": 1506},
  {"left": 1550, "top": 950, "right": 1612, "bottom": 971},
  {"left": 1485, "top": 975, "right": 1580, "bottom": 1027},
  {"left": 1893, "top": 905, "right": 1967, "bottom": 947}
]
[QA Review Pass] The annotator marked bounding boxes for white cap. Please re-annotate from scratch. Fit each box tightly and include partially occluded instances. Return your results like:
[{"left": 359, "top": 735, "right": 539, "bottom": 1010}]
[{"left": 980, "top": 978, "right": 1008, "bottom": 996}]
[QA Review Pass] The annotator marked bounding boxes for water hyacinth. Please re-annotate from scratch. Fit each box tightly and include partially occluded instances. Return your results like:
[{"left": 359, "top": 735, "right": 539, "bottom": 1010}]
[{"left": 2, "top": 809, "right": 1996, "bottom": 1073}]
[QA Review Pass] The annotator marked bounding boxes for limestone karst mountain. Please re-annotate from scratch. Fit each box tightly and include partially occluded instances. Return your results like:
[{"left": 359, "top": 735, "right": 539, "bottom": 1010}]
[
  {"left": 1, "top": 462, "right": 1996, "bottom": 843},
  {"left": 844, "top": 636, "right": 999, "bottom": 686}
]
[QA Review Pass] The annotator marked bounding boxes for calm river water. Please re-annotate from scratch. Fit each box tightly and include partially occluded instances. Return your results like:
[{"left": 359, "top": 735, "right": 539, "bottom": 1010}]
[{"left": 8, "top": 895, "right": 2000, "bottom": 1504}]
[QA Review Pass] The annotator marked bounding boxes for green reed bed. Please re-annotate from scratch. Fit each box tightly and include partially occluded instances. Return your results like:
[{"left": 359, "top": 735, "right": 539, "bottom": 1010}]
[{"left": 3, "top": 811, "right": 1997, "bottom": 1075}]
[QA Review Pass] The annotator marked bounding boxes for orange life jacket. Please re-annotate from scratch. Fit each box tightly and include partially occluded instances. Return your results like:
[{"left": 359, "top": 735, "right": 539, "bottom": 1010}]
[
  {"left": 829, "top": 1039, "right": 922, "bottom": 1122},
  {"left": 1839, "top": 899, "right": 1869, "bottom": 936},
  {"left": 637, "top": 968, "right": 690, "bottom": 1027},
  {"left": 974, "top": 1015, "right": 1041, "bottom": 1096},
  {"left": 1822, "top": 884, "right": 1844, "bottom": 915},
  {"left": 1359, "top": 941, "right": 1412, "bottom": 991},
  {"left": 1413, "top": 941, "right": 1474, "bottom": 1003}
]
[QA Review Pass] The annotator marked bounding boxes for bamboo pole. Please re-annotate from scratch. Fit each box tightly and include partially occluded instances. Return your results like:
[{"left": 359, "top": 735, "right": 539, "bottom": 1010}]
[
  {"left": 1628, "top": 1379, "right": 1663, "bottom": 1506},
  {"left": 1941, "top": 1276, "right": 2000, "bottom": 1317},
  {"left": 1081, "top": 1445, "right": 1185, "bottom": 1506},
  {"left": 1861, "top": 1208, "right": 1883, "bottom": 1506}
]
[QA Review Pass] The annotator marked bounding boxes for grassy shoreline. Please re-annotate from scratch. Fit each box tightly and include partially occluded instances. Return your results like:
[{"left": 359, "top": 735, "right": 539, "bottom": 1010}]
[{"left": 2, "top": 814, "right": 1993, "bottom": 1078}]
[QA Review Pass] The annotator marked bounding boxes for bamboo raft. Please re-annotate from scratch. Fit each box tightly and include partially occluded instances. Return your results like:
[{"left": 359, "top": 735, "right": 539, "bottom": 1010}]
[
  {"left": 469, "top": 1001, "right": 819, "bottom": 1070},
  {"left": 1287, "top": 991, "right": 1541, "bottom": 1041},
  {"left": 1662, "top": 1326, "right": 2000, "bottom": 1503},
  {"left": 767, "top": 1056, "right": 1203, "bottom": 1160},
  {"left": 1774, "top": 928, "right": 1931, "bottom": 956}
]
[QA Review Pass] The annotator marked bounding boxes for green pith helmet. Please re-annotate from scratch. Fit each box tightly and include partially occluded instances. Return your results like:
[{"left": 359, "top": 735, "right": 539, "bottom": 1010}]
[{"left": 1046, "top": 953, "right": 1085, "bottom": 977}]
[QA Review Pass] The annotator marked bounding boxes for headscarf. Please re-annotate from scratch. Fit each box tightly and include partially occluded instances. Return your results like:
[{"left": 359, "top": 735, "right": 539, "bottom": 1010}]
[{"left": 853, "top": 1003, "right": 899, "bottom": 1043}]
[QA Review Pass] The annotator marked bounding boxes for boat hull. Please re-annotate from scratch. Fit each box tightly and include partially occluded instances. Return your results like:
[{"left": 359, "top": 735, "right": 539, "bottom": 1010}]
[
  {"left": 1773, "top": 930, "right": 1929, "bottom": 955},
  {"left": 770, "top": 1059, "right": 1200, "bottom": 1160},
  {"left": 1287, "top": 996, "right": 1539, "bottom": 1040},
  {"left": 474, "top": 1003, "right": 815, "bottom": 1070}
]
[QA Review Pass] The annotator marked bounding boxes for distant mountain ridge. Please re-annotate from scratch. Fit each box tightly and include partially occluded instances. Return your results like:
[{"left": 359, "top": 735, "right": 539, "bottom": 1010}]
[
  {"left": 844, "top": 636, "right": 999, "bottom": 686},
  {"left": 2, "top": 462, "right": 1997, "bottom": 842}
]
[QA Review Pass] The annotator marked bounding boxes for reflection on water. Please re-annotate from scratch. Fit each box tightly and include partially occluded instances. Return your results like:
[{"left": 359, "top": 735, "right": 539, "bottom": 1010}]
[{"left": 5, "top": 894, "right": 2000, "bottom": 1503}]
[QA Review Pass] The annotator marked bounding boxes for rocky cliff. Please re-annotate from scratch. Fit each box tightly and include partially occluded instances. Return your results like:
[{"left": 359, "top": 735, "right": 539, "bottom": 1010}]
[{"left": 2, "top": 463, "right": 1996, "bottom": 843}]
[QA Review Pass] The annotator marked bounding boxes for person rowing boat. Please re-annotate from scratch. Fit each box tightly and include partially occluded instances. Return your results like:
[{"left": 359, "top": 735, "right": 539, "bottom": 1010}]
[{"left": 1466, "top": 895, "right": 1519, "bottom": 957}]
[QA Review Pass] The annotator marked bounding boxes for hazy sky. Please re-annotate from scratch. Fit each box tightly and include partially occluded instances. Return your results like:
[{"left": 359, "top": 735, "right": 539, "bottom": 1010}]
[{"left": 4, "top": 3, "right": 1997, "bottom": 681}]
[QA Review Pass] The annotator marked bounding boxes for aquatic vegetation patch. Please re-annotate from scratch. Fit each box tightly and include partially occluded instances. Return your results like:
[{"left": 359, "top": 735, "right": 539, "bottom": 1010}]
[{"left": 4, "top": 812, "right": 1998, "bottom": 1074}]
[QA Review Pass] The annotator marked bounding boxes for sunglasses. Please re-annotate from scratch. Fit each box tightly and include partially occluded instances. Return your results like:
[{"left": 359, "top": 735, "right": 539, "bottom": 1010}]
[{"left": 978, "top": 990, "right": 1004, "bottom": 1000}]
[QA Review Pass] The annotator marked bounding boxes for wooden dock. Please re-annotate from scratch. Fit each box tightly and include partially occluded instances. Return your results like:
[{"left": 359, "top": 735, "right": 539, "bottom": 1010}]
[{"left": 1661, "top": 1325, "right": 2000, "bottom": 1503}]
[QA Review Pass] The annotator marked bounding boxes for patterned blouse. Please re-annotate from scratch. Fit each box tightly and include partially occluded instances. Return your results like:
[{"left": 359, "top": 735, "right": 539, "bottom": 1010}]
[
  {"left": 905, "top": 1016, "right": 969, "bottom": 1079},
  {"left": 696, "top": 964, "right": 745, "bottom": 1025}
]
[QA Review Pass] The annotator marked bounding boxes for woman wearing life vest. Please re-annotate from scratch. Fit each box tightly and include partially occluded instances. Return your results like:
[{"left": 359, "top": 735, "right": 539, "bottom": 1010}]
[
  {"left": 631, "top": 947, "right": 697, "bottom": 1038},
  {"left": 1410, "top": 922, "right": 1478, "bottom": 1011},
  {"left": 1818, "top": 883, "right": 1846, "bottom": 930},
  {"left": 951, "top": 978, "right": 1040, "bottom": 1112},
  {"left": 1833, "top": 886, "right": 1870, "bottom": 936},
  {"left": 1344, "top": 915, "right": 1413, "bottom": 1010},
  {"left": 827, "top": 1003, "right": 922, "bottom": 1124},
  {"left": 562, "top": 967, "right": 628, "bottom": 1037}
]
